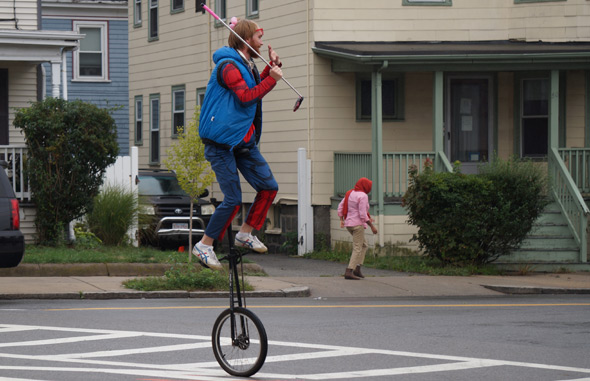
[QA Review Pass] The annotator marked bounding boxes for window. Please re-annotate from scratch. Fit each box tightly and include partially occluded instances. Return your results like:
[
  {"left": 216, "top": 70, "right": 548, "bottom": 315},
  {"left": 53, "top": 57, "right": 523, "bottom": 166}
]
[
  {"left": 521, "top": 78, "right": 549, "bottom": 158},
  {"left": 135, "top": 96, "right": 143, "bottom": 145},
  {"left": 172, "top": 86, "right": 185, "bottom": 136},
  {"left": 149, "top": 0, "right": 158, "bottom": 40},
  {"left": 150, "top": 94, "right": 160, "bottom": 164},
  {"left": 171, "top": 0, "right": 184, "bottom": 13},
  {"left": 246, "top": 0, "right": 259, "bottom": 18},
  {"left": 356, "top": 74, "right": 405, "bottom": 121},
  {"left": 514, "top": 0, "right": 565, "bottom": 3},
  {"left": 215, "top": 0, "right": 226, "bottom": 25},
  {"left": 134, "top": 0, "right": 142, "bottom": 26},
  {"left": 196, "top": 87, "right": 206, "bottom": 107},
  {"left": 73, "top": 21, "right": 108, "bottom": 81},
  {"left": 403, "top": 0, "right": 452, "bottom": 5}
]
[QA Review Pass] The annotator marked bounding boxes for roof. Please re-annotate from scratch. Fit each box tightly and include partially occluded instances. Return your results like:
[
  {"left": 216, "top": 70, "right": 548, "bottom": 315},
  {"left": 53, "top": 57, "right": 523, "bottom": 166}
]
[{"left": 312, "top": 40, "right": 590, "bottom": 71}]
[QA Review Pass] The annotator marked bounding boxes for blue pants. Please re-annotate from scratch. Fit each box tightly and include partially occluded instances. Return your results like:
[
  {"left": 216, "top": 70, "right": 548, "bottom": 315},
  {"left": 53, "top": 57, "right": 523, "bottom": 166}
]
[{"left": 204, "top": 142, "right": 278, "bottom": 241}]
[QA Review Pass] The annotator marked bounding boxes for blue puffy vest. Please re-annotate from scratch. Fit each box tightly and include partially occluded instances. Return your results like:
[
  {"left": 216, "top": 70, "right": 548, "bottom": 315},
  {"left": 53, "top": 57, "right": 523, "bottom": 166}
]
[{"left": 199, "top": 47, "right": 260, "bottom": 149}]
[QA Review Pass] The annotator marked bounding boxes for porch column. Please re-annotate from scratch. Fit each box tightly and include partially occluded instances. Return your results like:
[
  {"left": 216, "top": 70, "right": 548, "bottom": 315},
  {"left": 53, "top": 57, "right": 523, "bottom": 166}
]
[
  {"left": 586, "top": 71, "right": 590, "bottom": 147},
  {"left": 50, "top": 60, "right": 61, "bottom": 98},
  {"left": 433, "top": 71, "right": 444, "bottom": 170},
  {"left": 549, "top": 70, "right": 559, "bottom": 150},
  {"left": 371, "top": 63, "right": 386, "bottom": 247}
]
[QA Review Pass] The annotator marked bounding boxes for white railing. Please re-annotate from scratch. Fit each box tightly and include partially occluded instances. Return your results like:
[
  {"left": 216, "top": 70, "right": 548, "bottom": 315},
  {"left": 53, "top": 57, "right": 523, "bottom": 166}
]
[
  {"left": 0, "top": 145, "right": 30, "bottom": 201},
  {"left": 549, "top": 148, "right": 589, "bottom": 262}
]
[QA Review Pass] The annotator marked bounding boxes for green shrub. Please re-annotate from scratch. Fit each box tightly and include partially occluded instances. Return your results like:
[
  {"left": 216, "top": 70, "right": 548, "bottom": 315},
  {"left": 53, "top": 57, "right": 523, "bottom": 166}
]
[
  {"left": 73, "top": 225, "right": 103, "bottom": 249},
  {"left": 403, "top": 157, "right": 548, "bottom": 266},
  {"left": 86, "top": 185, "right": 138, "bottom": 246},
  {"left": 13, "top": 97, "right": 119, "bottom": 244}
]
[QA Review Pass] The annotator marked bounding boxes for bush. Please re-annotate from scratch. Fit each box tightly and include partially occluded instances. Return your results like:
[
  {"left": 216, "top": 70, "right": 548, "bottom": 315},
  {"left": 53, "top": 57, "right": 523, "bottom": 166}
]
[
  {"left": 402, "top": 157, "right": 548, "bottom": 266},
  {"left": 86, "top": 185, "right": 138, "bottom": 246},
  {"left": 123, "top": 263, "right": 253, "bottom": 292},
  {"left": 13, "top": 97, "right": 119, "bottom": 244}
]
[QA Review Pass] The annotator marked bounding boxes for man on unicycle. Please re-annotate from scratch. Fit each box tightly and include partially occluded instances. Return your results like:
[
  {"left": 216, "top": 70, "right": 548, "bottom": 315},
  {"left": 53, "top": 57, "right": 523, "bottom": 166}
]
[{"left": 193, "top": 16, "right": 283, "bottom": 269}]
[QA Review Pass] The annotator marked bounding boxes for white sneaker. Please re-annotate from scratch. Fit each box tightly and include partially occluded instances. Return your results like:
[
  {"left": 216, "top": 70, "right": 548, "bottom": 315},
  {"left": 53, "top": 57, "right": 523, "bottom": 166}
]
[
  {"left": 192, "top": 242, "right": 222, "bottom": 270},
  {"left": 234, "top": 233, "right": 268, "bottom": 253}
]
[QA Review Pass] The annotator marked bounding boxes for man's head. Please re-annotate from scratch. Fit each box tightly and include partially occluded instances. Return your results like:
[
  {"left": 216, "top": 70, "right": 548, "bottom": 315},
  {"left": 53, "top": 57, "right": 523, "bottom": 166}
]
[{"left": 228, "top": 19, "right": 263, "bottom": 56}]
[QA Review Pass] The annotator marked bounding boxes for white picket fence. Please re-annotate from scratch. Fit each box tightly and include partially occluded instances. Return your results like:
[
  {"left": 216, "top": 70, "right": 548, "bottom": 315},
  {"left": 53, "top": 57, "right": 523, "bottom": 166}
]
[
  {"left": 102, "top": 147, "right": 139, "bottom": 191},
  {"left": 100, "top": 147, "right": 139, "bottom": 246}
]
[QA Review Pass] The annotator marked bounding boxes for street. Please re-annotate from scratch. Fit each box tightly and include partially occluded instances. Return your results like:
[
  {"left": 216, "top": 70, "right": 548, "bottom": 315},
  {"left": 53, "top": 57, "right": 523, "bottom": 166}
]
[{"left": 0, "top": 295, "right": 589, "bottom": 380}]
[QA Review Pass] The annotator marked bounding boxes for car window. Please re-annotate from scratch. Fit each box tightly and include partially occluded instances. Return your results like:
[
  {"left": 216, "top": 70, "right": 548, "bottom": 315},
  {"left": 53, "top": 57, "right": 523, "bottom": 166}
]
[{"left": 137, "top": 175, "right": 188, "bottom": 196}]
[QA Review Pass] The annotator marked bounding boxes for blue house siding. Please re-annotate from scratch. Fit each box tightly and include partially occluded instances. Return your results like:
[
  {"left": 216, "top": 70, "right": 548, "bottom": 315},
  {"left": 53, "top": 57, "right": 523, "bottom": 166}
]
[{"left": 41, "top": 18, "right": 130, "bottom": 155}]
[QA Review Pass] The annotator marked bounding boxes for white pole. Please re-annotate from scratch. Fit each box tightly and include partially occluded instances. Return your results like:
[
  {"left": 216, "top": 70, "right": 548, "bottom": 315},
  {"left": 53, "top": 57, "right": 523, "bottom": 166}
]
[
  {"left": 297, "top": 148, "right": 313, "bottom": 255},
  {"left": 61, "top": 50, "right": 68, "bottom": 100}
]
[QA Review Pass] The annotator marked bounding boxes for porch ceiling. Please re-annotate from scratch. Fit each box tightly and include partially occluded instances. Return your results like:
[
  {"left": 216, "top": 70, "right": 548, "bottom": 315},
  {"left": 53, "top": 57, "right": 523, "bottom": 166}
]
[
  {"left": 313, "top": 40, "right": 590, "bottom": 72},
  {"left": 0, "top": 30, "right": 82, "bottom": 63}
]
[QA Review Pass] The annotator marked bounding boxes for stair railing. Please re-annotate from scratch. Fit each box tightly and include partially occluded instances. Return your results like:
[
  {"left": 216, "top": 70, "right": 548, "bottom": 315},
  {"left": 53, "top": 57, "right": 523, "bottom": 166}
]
[{"left": 548, "top": 147, "right": 589, "bottom": 262}]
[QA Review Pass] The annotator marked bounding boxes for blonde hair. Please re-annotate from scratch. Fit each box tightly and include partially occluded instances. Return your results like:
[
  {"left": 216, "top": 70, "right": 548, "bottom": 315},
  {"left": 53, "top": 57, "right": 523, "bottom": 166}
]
[{"left": 228, "top": 19, "right": 260, "bottom": 50}]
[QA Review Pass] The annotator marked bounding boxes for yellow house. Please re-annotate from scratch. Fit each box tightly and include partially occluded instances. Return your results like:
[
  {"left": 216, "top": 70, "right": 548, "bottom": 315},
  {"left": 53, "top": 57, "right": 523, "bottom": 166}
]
[{"left": 129, "top": 0, "right": 590, "bottom": 268}]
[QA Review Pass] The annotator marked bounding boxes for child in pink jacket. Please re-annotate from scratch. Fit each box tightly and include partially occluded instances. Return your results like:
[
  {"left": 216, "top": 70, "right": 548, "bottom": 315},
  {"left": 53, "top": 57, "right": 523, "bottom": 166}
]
[{"left": 338, "top": 177, "right": 378, "bottom": 280}]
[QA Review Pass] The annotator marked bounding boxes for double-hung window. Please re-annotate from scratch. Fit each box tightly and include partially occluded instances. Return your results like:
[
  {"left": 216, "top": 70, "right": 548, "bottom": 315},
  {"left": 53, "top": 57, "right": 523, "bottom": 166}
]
[
  {"left": 215, "top": 0, "right": 226, "bottom": 25},
  {"left": 135, "top": 96, "right": 143, "bottom": 145},
  {"left": 171, "top": 0, "right": 184, "bottom": 13},
  {"left": 196, "top": 87, "right": 206, "bottom": 107},
  {"left": 246, "top": 0, "right": 259, "bottom": 18},
  {"left": 521, "top": 78, "right": 549, "bottom": 158},
  {"left": 149, "top": 0, "right": 158, "bottom": 40},
  {"left": 73, "top": 21, "right": 108, "bottom": 81},
  {"left": 356, "top": 74, "right": 405, "bottom": 121},
  {"left": 403, "top": 0, "right": 452, "bottom": 5},
  {"left": 172, "top": 86, "right": 185, "bottom": 136},
  {"left": 150, "top": 94, "right": 160, "bottom": 164},
  {"left": 134, "top": 0, "right": 142, "bottom": 26}
]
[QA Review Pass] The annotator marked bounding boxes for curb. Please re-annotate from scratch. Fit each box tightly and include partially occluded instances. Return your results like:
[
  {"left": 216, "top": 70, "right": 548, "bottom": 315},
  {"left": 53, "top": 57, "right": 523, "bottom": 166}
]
[
  {"left": 0, "top": 263, "right": 264, "bottom": 277},
  {"left": 482, "top": 285, "right": 590, "bottom": 295},
  {"left": 0, "top": 287, "right": 311, "bottom": 300}
]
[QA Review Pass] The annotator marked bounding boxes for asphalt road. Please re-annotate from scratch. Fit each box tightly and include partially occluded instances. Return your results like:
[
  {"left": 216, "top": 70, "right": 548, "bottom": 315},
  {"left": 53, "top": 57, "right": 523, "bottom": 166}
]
[{"left": 0, "top": 295, "right": 589, "bottom": 380}]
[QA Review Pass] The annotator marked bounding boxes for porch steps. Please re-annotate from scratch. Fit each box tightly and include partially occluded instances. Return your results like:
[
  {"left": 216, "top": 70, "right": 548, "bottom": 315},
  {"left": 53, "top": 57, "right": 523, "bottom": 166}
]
[{"left": 498, "top": 202, "right": 581, "bottom": 265}]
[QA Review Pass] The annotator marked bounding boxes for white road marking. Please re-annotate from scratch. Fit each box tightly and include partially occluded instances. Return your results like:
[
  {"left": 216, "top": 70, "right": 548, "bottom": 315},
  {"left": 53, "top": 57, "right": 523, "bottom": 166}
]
[{"left": 0, "top": 324, "right": 588, "bottom": 380}]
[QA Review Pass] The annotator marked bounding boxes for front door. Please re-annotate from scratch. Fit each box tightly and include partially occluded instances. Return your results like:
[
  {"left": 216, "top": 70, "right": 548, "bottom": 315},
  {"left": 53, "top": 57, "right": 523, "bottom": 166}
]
[
  {"left": 445, "top": 76, "right": 493, "bottom": 174},
  {"left": 0, "top": 69, "right": 8, "bottom": 145}
]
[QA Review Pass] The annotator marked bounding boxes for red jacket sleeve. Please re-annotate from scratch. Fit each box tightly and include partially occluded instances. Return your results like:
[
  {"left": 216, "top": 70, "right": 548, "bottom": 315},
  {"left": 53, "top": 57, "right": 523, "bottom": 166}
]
[{"left": 222, "top": 63, "right": 277, "bottom": 105}]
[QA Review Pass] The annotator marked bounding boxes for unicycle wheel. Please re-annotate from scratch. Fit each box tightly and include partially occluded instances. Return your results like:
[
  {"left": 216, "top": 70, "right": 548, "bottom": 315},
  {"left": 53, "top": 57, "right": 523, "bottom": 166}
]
[{"left": 211, "top": 307, "right": 268, "bottom": 377}]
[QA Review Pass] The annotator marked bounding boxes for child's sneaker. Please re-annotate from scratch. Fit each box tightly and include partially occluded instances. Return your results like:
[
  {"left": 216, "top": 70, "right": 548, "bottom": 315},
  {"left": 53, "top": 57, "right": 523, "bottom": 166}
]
[
  {"left": 234, "top": 233, "right": 268, "bottom": 253},
  {"left": 192, "top": 242, "right": 222, "bottom": 270}
]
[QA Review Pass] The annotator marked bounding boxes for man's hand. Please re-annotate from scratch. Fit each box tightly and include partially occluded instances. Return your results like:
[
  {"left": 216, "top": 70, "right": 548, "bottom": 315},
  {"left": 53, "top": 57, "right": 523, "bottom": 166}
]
[
  {"left": 269, "top": 64, "right": 283, "bottom": 81},
  {"left": 371, "top": 225, "right": 378, "bottom": 235},
  {"left": 268, "top": 45, "right": 281, "bottom": 67}
]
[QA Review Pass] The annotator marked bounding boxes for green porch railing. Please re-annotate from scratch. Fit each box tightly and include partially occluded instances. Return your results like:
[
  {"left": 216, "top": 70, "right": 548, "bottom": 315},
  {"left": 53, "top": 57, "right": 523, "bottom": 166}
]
[
  {"left": 334, "top": 152, "right": 372, "bottom": 197},
  {"left": 334, "top": 151, "right": 451, "bottom": 197},
  {"left": 558, "top": 147, "right": 590, "bottom": 194},
  {"left": 549, "top": 148, "right": 589, "bottom": 262}
]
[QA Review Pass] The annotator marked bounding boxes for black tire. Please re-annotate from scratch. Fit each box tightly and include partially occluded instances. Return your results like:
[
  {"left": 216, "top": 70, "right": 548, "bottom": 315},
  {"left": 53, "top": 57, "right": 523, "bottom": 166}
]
[{"left": 211, "top": 307, "right": 268, "bottom": 377}]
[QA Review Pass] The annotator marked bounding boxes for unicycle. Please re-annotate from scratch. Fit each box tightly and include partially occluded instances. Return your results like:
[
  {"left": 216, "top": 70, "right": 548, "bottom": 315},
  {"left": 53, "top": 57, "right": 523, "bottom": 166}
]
[{"left": 211, "top": 223, "right": 268, "bottom": 377}]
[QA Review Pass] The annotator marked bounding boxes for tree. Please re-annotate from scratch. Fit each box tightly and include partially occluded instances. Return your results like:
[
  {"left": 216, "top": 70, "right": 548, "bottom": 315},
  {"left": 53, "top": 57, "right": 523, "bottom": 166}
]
[
  {"left": 13, "top": 97, "right": 119, "bottom": 244},
  {"left": 164, "top": 107, "right": 215, "bottom": 261}
]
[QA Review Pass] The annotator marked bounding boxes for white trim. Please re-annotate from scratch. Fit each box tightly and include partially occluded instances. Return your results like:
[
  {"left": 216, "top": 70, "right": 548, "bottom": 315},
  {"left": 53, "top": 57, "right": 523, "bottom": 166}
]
[{"left": 73, "top": 20, "right": 109, "bottom": 82}]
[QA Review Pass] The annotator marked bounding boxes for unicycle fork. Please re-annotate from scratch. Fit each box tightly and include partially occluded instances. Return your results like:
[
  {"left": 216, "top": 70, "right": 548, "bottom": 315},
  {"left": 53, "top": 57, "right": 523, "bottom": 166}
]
[{"left": 210, "top": 222, "right": 268, "bottom": 377}]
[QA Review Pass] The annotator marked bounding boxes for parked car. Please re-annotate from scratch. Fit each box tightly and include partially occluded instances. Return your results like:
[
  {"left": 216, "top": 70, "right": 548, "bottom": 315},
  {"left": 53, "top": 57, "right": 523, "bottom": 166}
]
[
  {"left": 0, "top": 160, "right": 24, "bottom": 267},
  {"left": 136, "top": 169, "right": 215, "bottom": 249}
]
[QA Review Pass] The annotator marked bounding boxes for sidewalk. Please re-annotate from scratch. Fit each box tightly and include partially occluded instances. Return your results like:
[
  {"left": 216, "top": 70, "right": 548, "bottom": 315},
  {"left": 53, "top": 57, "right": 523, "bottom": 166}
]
[{"left": 0, "top": 254, "right": 588, "bottom": 299}]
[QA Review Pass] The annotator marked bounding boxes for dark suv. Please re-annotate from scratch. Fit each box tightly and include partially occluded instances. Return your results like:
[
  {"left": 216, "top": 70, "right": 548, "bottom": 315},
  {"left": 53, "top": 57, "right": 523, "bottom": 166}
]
[
  {"left": 136, "top": 169, "right": 214, "bottom": 249},
  {"left": 0, "top": 160, "right": 24, "bottom": 268}
]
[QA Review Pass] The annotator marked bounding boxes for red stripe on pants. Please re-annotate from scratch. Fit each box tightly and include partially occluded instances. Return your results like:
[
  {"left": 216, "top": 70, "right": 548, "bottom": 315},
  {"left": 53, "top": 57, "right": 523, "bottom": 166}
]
[
  {"left": 246, "top": 190, "right": 277, "bottom": 230},
  {"left": 217, "top": 205, "right": 241, "bottom": 241}
]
